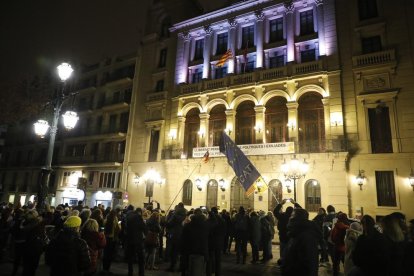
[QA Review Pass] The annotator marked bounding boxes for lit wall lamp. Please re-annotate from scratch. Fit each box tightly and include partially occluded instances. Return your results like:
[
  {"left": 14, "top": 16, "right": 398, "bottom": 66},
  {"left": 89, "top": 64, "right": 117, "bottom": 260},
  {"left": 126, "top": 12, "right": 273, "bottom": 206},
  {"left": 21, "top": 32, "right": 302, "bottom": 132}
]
[
  {"left": 355, "top": 170, "right": 366, "bottom": 190},
  {"left": 198, "top": 129, "right": 205, "bottom": 138},
  {"left": 284, "top": 178, "right": 292, "bottom": 193},
  {"left": 330, "top": 112, "right": 344, "bottom": 127},
  {"left": 219, "top": 178, "right": 226, "bottom": 191},
  {"left": 195, "top": 178, "right": 203, "bottom": 191},
  {"left": 133, "top": 174, "right": 141, "bottom": 185},
  {"left": 224, "top": 128, "right": 232, "bottom": 135},
  {"left": 168, "top": 129, "right": 177, "bottom": 140},
  {"left": 287, "top": 120, "right": 296, "bottom": 131},
  {"left": 409, "top": 169, "right": 414, "bottom": 191},
  {"left": 254, "top": 123, "right": 262, "bottom": 133}
]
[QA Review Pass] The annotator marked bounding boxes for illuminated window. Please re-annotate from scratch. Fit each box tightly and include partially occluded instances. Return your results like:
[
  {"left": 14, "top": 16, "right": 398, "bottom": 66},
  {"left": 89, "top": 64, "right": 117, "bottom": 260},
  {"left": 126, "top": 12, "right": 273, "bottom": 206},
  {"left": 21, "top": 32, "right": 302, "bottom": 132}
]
[
  {"left": 305, "top": 179, "right": 321, "bottom": 212},
  {"left": 184, "top": 108, "right": 200, "bottom": 158},
  {"left": 268, "top": 179, "right": 283, "bottom": 211},
  {"left": 216, "top": 32, "right": 228, "bottom": 55},
  {"left": 265, "top": 97, "right": 288, "bottom": 143},
  {"left": 269, "top": 18, "right": 284, "bottom": 42},
  {"left": 208, "top": 105, "right": 226, "bottom": 146},
  {"left": 206, "top": 180, "right": 218, "bottom": 209},
  {"left": 300, "top": 10, "right": 314, "bottom": 36},
  {"left": 182, "top": 179, "right": 193, "bottom": 205},
  {"left": 241, "top": 25, "right": 254, "bottom": 48},
  {"left": 368, "top": 105, "right": 392, "bottom": 153},
  {"left": 194, "top": 39, "right": 204, "bottom": 60},
  {"left": 236, "top": 101, "right": 256, "bottom": 145},
  {"left": 375, "top": 171, "right": 396, "bottom": 207}
]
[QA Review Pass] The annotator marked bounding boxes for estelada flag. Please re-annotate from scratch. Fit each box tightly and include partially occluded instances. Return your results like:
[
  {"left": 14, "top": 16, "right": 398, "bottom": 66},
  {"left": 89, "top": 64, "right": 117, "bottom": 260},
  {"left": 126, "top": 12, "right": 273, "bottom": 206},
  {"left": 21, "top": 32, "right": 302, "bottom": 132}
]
[
  {"left": 216, "top": 49, "right": 233, "bottom": 67},
  {"left": 219, "top": 132, "right": 262, "bottom": 196},
  {"left": 202, "top": 150, "right": 210, "bottom": 163}
]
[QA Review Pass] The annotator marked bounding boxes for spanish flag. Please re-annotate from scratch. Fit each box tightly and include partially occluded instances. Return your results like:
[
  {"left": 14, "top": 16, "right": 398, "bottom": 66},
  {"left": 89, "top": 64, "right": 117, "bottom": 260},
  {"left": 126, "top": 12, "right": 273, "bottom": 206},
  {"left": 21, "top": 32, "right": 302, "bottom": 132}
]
[
  {"left": 216, "top": 49, "right": 233, "bottom": 67},
  {"left": 202, "top": 150, "right": 210, "bottom": 163}
]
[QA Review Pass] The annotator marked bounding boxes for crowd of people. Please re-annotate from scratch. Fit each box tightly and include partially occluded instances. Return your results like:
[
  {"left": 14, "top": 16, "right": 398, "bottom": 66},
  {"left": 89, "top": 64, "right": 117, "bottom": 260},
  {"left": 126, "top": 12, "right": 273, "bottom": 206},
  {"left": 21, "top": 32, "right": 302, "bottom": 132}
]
[{"left": 0, "top": 199, "right": 413, "bottom": 276}]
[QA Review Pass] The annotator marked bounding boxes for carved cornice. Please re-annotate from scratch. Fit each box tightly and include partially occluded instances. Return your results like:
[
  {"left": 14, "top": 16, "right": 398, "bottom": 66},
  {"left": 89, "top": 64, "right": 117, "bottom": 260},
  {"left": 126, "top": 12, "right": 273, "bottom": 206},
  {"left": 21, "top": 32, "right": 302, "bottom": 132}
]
[
  {"left": 284, "top": 1, "right": 295, "bottom": 14},
  {"left": 204, "top": 25, "right": 213, "bottom": 35},
  {"left": 255, "top": 10, "right": 265, "bottom": 21},
  {"left": 228, "top": 18, "right": 238, "bottom": 29}
]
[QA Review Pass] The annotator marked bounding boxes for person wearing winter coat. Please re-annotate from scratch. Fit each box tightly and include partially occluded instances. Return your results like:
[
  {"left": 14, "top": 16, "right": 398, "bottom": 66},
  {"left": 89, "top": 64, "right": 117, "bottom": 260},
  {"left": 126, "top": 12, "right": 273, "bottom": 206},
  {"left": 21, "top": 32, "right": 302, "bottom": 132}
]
[
  {"left": 233, "top": 206, "right": 249, "bottom": 264},
  {"left": 81, "top": 219, "right": 106, "bottom": 276},
  {"left": 403, "top": 219, "right": 414, "bottom": 276},
  {"left": 21, "top": 209, "right": 44, "bottom": 276},
  {"left": 206, "top": 207, "right": 225, "bottom": 276},
  {"left": 124, "top": 208, "right": 147, "bottom": 276},
  {"left": 282, "top": 208, "right": 321, "bottom": 276},
  {"left": 330, "top": 213, "right": 350, "bottom": 276},
  {"left": 260, "top": 212, "right": 274, "bottom": 262},
  {"left": 381, "top": 214, "right": 406, "bottom": 276},
  {"left": 344, "top": 222, "right": 362, "bottom": 275},
  {"left": 166, "top": 202, "right": 187, "bottom": 272},
  {"left": 145, "top": 211, "right": 162, "bottom": 270},
  {"left": 45, "top": 216, "right": 91, "bottom": 276},
  {"left": 181, "top": 208, "right": 210, "bottom": 276},
  {"left": 248, "top": 211, "right": 261, "bottom": 264}
]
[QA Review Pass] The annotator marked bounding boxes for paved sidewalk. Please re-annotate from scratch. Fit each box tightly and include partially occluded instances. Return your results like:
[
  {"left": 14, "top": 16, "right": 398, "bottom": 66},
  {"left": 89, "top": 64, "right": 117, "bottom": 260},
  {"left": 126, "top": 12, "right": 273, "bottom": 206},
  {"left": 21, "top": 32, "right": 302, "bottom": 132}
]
[{"left": 0, "top": 243, "right": 340, "bottom": 276}]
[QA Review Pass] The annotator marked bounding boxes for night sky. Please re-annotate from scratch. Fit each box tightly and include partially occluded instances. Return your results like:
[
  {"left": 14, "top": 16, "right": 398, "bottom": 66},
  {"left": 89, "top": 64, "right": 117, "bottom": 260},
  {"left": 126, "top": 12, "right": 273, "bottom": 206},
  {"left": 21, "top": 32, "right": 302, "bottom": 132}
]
[{"left": 0, "top": 0, "right": 223, "bottom": 87}]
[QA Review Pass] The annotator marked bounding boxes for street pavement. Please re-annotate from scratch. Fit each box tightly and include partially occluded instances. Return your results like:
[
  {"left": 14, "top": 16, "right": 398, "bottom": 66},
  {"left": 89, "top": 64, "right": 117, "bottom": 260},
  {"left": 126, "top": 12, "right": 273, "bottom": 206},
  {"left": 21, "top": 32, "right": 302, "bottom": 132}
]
[{"left": 0, "top": 243, "right": 339, "bottom": 276}]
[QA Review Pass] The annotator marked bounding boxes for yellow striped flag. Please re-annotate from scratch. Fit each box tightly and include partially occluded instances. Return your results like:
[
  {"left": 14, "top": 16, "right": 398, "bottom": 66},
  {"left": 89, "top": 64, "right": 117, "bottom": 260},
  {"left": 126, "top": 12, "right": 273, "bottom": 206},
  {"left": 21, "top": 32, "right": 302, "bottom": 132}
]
[{"left": 216, "top": 49, "right": 233, "bottom": 67}]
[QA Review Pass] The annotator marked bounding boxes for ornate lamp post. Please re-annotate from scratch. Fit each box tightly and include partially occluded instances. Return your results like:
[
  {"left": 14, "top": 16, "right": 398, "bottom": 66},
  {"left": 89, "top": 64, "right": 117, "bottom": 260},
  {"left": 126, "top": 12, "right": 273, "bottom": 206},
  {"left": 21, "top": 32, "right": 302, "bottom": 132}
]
[
  {"left": 33, "top": 62, "right": 78, "bottom": 212},
  {"left": 281, "top": 155, "right": 309, "bottom": 202},
  {"left": 142, "top": 168, "right": 163, "bottom": 204}
]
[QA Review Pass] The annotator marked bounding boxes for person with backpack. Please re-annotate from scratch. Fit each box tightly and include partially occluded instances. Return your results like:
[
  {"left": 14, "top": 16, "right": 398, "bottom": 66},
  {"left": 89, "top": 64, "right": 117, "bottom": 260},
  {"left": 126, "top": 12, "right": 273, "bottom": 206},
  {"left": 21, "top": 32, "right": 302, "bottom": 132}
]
[{"left": 233, "top": 206, "right": 249, "bottom": 264}]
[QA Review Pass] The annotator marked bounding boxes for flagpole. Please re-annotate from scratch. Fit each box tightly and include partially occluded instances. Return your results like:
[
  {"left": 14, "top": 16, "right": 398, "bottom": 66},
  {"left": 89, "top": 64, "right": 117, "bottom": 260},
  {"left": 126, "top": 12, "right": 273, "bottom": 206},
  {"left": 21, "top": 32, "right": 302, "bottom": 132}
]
[
  {"left": 259, "top": 178, "right": 280, "bottom": 205},
  {"left": 165, "top": 151, "right": 208, "bottom": 214}
]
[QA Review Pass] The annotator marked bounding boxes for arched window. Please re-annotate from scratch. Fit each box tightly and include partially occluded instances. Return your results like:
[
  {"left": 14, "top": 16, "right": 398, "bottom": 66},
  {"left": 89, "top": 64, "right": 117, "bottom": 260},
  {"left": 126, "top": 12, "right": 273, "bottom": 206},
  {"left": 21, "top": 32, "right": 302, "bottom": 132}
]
[
  {"left": 236, "top": 101, "right": 256, "bottom": 145},
  {"left": 298, "top": 93, "right": 325, "bottom": 152},
  {"left": 265, "top": 97, "right": 288, "bottom": 143},
  {"left": 184, "top": 108, "right": 200, "bottom": 158},
  {"left": 305, "top": 179, "right": 321, "bottom": 212},
  {"left": 230, "top": 177, "right": 254, "bottom": 210},
  {"left": 206, "top": 179, "right": 218, "bottom": 209},
  {"left": 268, "top": 179, "right": 283, "bottom": 211},
  {"left": 209, "top": 105, "right": 226, "bottom": 146},
  {"left": 182, "top": 179, "right": 193, "bottom": 206}
]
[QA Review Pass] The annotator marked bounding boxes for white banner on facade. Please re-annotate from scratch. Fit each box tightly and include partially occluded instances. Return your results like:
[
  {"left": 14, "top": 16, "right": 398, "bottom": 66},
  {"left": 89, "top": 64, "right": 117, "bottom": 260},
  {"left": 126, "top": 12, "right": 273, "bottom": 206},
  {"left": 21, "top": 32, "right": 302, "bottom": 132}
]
[{"left": 192, "top": 142, "right": 295, "bottom": 158}]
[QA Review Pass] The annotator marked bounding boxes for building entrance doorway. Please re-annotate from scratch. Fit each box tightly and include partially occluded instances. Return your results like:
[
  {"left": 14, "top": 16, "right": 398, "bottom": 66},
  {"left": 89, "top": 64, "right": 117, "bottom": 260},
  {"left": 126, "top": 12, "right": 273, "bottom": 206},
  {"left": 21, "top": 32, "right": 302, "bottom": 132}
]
[
  {"left": 230, "top": 177, "right": 254, "bottom": 210},
  {"left": 206, "top": 179, "right": 218, "bottom": 209}
]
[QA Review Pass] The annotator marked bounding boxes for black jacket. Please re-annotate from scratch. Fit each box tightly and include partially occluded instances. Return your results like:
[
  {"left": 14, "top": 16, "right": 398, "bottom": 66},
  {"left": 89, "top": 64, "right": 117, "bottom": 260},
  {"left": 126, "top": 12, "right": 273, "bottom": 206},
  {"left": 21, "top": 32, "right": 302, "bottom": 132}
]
[
  {"left": 124, "top": 211, "right": 147, "bottom": 245},
  {"left": 282, "top": 218, "right": 321, "bottom": 276},
  {"left": 207, "top": 213, "right": 226, "bottom": 251},
  {"left": 181, "top": 214, "right": 209, "bottom": 260},
  {"left": 273, "top": 203, "right": 301, "bottom": 242},
  {"left": 45, "top": 228, "right": 91, "bottom": 276}
]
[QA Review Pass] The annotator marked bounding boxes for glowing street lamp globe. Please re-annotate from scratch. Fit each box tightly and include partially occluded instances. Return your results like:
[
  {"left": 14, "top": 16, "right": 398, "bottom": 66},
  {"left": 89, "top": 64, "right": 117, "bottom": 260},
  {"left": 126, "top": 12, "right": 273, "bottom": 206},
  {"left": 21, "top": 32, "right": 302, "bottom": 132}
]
[
  {"left": 57, "top": 62, "right": 73, "bottom": 81},
  {"left": 33, "top": 120, "right": 50, "bottom": 138},
  {"left": 62, "top": 111, "right": 79, "bottom": 130}
]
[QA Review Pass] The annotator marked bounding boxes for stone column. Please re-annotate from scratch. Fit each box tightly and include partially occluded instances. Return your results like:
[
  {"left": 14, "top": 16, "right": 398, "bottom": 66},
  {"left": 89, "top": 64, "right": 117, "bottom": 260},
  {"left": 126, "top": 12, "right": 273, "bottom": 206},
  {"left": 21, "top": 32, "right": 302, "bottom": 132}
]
[
  {"left": 228, "top": 18, "right": 238, "bottom": 74},
  {"left": 254, "top": 105, "right": 266, "bottom": 143},
  {"left": 315, "top": 0, "right": 326, "bottom": 56},
  {"left": 286, "top": 102, "right": 299, "bottom": 145},
  {"left": 225, "top": 109, "right": 236, "bottom": 141},
  {"left": 284, "top": 2, "right": 295, "bottom": 62},
  {"left": 255, "top": 11, "right": 265, "bottom": 69},
  {"left": 181, "top": 32, "right": 191, "bottom": 83},
  {"left": 203, "top": 26, "right": 213, "bottom": 79},
  {"left": 322, "top": 98, "right": 331, "bottom": 150},
  {"left": 177, "top": 115, "right": 186, "bottom": 153},
  {"left": 199, "top": 113, "right": 210, "bottom": 147}
]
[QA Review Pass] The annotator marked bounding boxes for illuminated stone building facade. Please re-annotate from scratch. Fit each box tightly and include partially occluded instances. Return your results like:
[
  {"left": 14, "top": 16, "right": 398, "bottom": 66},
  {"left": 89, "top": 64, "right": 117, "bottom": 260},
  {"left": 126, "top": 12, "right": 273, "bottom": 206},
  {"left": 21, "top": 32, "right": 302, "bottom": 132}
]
[{"left": 125, "top": 0, "right": 414, "bottom": 220}]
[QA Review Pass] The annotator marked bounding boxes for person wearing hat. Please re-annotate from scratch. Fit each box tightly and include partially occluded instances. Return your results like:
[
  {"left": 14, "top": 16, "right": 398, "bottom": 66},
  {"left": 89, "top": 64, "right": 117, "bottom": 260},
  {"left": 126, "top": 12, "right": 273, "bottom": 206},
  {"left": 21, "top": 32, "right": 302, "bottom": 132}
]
[{"left": 45, "top": 216, "right": 91, "bottom": 276}]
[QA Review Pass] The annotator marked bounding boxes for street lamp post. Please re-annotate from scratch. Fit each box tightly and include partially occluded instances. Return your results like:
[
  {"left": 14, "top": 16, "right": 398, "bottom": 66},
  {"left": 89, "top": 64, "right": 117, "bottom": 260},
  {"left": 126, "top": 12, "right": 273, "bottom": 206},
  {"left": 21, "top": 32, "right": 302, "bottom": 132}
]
[
  {"left": 281, "top": 155, "right": 309, "bottom": 202},
  {"left": 142, "top": 168, "right": 163, "bottom": 205},
  {"left": 33, "top": 62, "right": 78, "bottom": 212}
]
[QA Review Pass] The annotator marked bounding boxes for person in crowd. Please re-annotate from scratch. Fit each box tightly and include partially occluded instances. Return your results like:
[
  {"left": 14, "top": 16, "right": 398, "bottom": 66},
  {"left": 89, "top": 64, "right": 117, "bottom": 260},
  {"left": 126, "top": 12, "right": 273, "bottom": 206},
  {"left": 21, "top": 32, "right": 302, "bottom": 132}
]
[
  {"left": 312, "top": 207, "right": 328, "bottom": 265},
  {"left": 81, "top": 218, "right": 106, "bottom": 276},
  {"left": 351, "top": 215, "right": 390, "bottom": 276},
  {"left": 260, "top": 211, "right": 274, "bottom": 262},
  {"left": 330, "top": 212, "right": 350, "bottom": 276},
  {"left": 0, "top": 207, "right": 12, "bottom": 262},
  {"left": 45, "top": 216, "right": 91, "bottom": 276},
  {"left": 344, "top": 221, "right": 363, "bottom": 275},
  {"left": 158, "top": 210, "right": 167, "bottom": 260},
  {"left": 381, "top": 214, "right": 406, "bottom": 276},
  {"left": 73, "top": 201, "right": 84, "bottom": 212},
  {"left": 403, "top": 219, "right": 414, "bottom": 276},
  {"left": 145, "top": 211, "right": 162, "bottom": 270},
  {"left": 233, "top": 206, "right": 249, "bottom": 264},
  {"left": 21, "top": 209, "right": 44, "bottom": 276},
  {"left": 273, "top": 199, "right": 300, "bottom": 265},
  {"left": 323, "top": 205, "right": 337, "bottom": 263},
  {"left": 220, "top": 209, "right": 232, "bottom": 255},
  {"left": 282, "top": 208, "right": 321, "bottom": 276},
  {"left": 206, "top": 207, "right": 225, "bottom": 276},
  {"left": 166, "top": 202, "right": 187, "bottom": 272},
  {"left": 164, "top": 209, "right": 174, "bottom": 263},
  {"left": 248, "top": 211, "right": 261, "bottom": 264},
  {"left": 181, "top": 208, "right": 209, "bottom": 276},
  {"left": 389, "top": 212, "right": 408, "bottom": 240},
  {"left": 79, "top": 209, "right": 92, "bottom": 227},
  {"left": 90, "top": 208, "right": 104, "bottom": 229},
  {"left": 124, "top": 207, "right": 147, "bottom": 276},
  {"left": 102, "top": 209, "right": 121, "bottom": 273},
  {"left": 10, "top": 208, "right": 25, "bottom": 276}
]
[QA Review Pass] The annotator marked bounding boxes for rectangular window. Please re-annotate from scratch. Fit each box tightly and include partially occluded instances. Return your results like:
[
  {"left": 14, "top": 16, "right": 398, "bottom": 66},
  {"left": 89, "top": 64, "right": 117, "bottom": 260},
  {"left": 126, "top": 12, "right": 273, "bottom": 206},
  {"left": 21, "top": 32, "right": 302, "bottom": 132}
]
[
  {"left": 194, "top": 39, "right": 204, "bottom": 60},
  {"left": 120, "top": 112, "right": 129, "bottom": 132},
  {"left": 269, "top": 18, "right": 284, "bottom": 42},
  {"left": 192, "top": 69, "right": 202, "bottom": 83},
  {"left": 242, "top": 25, "right": 255, "bottom": 48},
  {"left": 148, "top": 130, "right": 160, "bottom": 162},
  {"left": 375, "top": 171, "right": 397, "bottom": 207},
  {"left": 73, "top": 145, "right": 86, "bottom": 157},
  {"left": 104, "top": 142, "right": 112, "bottom": 160},
  {"left": 368, "top": 106, "right": 392, "bottom": 153},
  {"left": 245, "top": 60, "right": 255, "bottom": 73},
  {"left": 300, "top": 10, "right": 314, "bottom": 36},
  {"left": 124, "top": 88, "right": 132, "bottom": 103},
  {"left": 215, "top": 67, "right": 227, "bottom": 79},
  {"left": 301, "top": 49, "right": 316, "bottom": 62},
  {"left": 112, "top": 91, "right": 121, "bottom": 104},
  {"left": 216, "top": 32, "right": 228, "bottom": 55},
  {"left": 361, "top": 36, "right": 382, "bottom": 54},
  {"left": 98, "top": 172, "right": 118, "bottom": 189},
  {"left": 109, "top": 114, "right": 117, "bottom": 132},
  {"left": 269, "top": 55, "right": 285, "bottom": 68},
  {"left": 98, "top": 94, "right": 105, "bottom": 108},
  {"left": 155, "top": 79, "right": 164, "bottom": 92},
  {"left": 96, "top": 116, "right": 103, "bottom": 134},
  {"left": 358, "top": 0, "right": 378, "bottom": 20},
  {"left": 158, "top": 48, "right": 167, "bottom": 67}
]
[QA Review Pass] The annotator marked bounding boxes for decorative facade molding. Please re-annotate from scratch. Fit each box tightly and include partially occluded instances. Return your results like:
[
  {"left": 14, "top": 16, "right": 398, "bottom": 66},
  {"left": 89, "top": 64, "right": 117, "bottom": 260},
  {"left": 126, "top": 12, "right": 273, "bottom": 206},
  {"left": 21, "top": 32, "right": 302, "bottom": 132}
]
[
  {"left": 228, "top": 18, "right": 238, "bottom": 29},
  {"left": 314, "top": 0, "right": 324, "bottom": 6},
  {"left": 204, "top": 25, "right": 213, "bottom": 35},
  {"left": 255, "top": 10, "right": 265, "bottom": 21},
  {"left": 284, "top": 1, "right": 295, "bottom": 14}
]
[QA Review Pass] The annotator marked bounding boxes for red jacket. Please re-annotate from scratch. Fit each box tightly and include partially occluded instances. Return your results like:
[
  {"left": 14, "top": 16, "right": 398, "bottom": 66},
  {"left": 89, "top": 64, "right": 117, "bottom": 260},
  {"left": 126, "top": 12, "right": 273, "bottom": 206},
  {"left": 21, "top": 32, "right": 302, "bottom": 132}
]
[
  {"left": 330, "top": 221, "right": 349, "bottom": 252},
  {"left": 81, "top": 230, "right": 106, "bottom": 273}
]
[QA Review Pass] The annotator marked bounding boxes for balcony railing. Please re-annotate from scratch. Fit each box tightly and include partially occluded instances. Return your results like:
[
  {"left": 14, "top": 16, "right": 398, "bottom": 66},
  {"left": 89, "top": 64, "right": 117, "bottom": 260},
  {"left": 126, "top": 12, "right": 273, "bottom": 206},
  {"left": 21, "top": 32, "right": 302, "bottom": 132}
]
[
  {"left": 352, "top": 49, "right": 396, "bottom": 67},
  {"left": 178, "top": 59, "right": 326, "bottom": 94}
]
